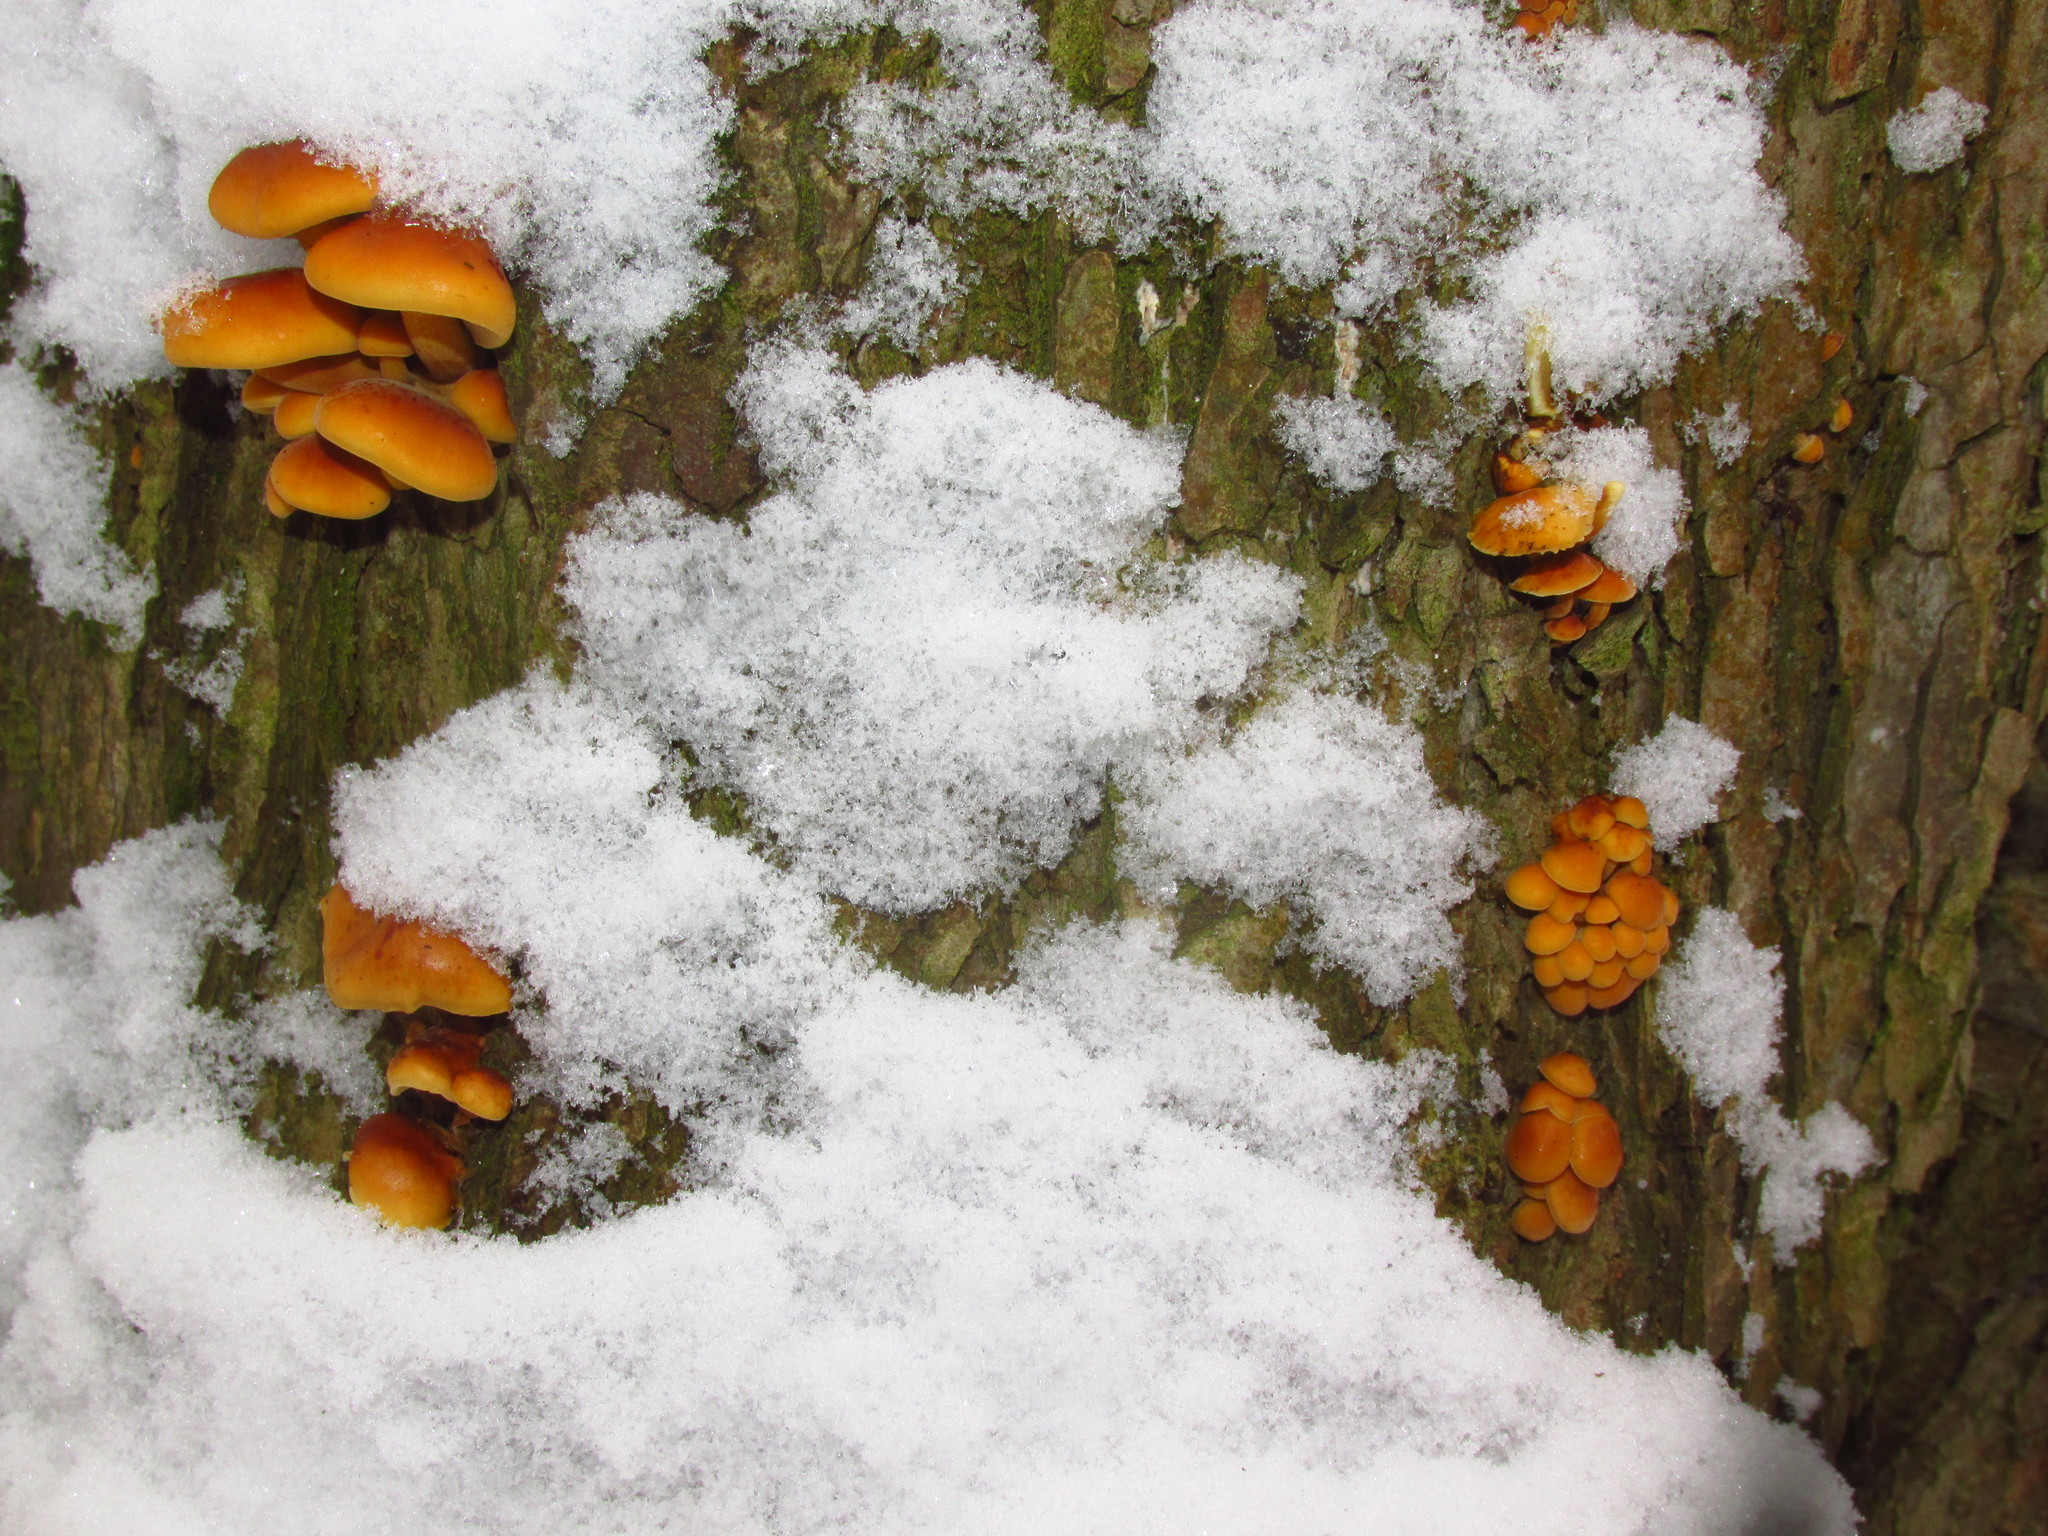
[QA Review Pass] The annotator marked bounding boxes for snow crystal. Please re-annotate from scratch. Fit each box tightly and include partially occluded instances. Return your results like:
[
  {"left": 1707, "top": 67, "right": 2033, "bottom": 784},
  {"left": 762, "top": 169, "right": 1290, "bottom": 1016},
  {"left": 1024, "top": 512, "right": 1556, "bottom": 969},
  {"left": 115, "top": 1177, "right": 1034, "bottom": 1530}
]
[
  {"left": 1686, "top": 402, "right": 1751, "bottom": 467},
  {"left": 1539, "top": 424, "right": 1688, "bottom": 586},
  {"left": 1886, "top": 87, "right": 1989, "bottom": 175},
  {"left": 177, "top": 583, "right": 235, "bottom": 633},
  {"left": 1121, "top": 689, "right": 1490, "bottom": 1005},
  {"left": 521, "top": 1119, "right": 634, "bottom": 1214},
  {"left": 1654, "top": 908, "right": 1879, "bottom": 1253},
  {"left": 1272, "top": 392, "right": 1397, "bottom": 495},
  {"left": 1777, "top": 1378, "right": 1824, "bottom": 1423},
  {"left": 564, "top": 348, "right": 1301, "bottom": 912},
  {"left": 0, "top": 363, "right": 152, "bottom": 643},
  {"left": 1147, "top": 1, "right": 1803, "bottom": 406},
  {"left": 1, "top": 842, "right": 1859, "bottom": 1534},
  {"left": 1902, "top": 378, "right": 1929, "bottom": 417},
  {"left": 160, "top": 580, "right": 248, "bottom": 712},
  {"left": 332, "top": 673, "right": 847, "bottom": 1128},
  {"left": 1611, "top": 717, "right": 1741, "bottom": 849},
  {"left": 837, "top": 214, "right": 963, "bottom": 351}
]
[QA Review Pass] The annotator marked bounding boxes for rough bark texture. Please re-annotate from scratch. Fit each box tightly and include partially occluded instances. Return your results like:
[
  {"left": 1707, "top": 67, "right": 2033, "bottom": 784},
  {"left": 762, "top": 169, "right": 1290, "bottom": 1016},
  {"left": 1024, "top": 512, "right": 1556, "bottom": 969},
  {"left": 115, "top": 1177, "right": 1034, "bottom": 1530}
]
[{"left": 2, "top": 1, "right": 2042, "bottom": 1526}]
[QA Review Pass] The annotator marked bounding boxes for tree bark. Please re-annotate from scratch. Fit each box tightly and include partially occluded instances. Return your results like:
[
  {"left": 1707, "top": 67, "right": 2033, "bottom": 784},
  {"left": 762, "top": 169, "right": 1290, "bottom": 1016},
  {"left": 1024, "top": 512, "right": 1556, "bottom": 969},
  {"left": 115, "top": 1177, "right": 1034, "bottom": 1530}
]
[{"left": 2, "top": 2, "right": 2042, "bottom": 1527}]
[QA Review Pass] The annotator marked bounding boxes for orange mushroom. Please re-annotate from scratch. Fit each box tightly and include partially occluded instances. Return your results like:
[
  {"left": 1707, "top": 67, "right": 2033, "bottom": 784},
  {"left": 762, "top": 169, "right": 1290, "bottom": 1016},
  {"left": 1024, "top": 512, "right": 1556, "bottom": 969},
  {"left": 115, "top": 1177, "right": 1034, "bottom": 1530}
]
[
  {"left": 1468, "top": 483, "right": 1599, "bottom": 558},
  {"left": 1542, "top": 1169, "right": 1600, "bottom": 1234},
  {"left": 1539, "top": 839, "right": 1606, "bottom": 895},
  {"left": 1510, "top": 550, "right": 1604, "bottom": 598},
  {"left": 1568, "top": 1105, "right": 1624, "bottom": 1187},
  {"left": 1538, "top": 1052, "right": 1596, "bottom": 1098},
  {"left": 257, "top": 352, "right": 382, "bottom": 394},
  {"left": 320, "top": 883, "right": 512, "bottom": 1015},
  {"left": 160, "top": 268, "right": 361, "bottom": 370},
  {"left": 266, "top": 436, "right": 391, "bottom": 520},
  {"left": 304, "top": 214, "right": 516, "bottom": 348},
  {"left": 241, "top": 373, "right": 291, "bottom": 414},
  {"left": 386, "top": 1029, "right": 514, "bottom": 1121},
  {"left": 313, "top": 380, "right": 498, "bottom": 502},
  {"left": 348, "top": 1112, "right": 462, "bottom": 1229},
  {"left": 1829, "top": 399, "right": 1853, "bottom": 433},
  {"left": 1507, "top": 1057, "right": 1620, "bottom": 1239},
  {"left": 272, "top": 389, "right": 319, "bottom": 439},
  {"left": 1791, "top": 432, "right": 1825, "bottom": 464},
  {"left": 356, "top": 310, "right": 414, "bottom": 359},
  {"left": 447, "top": 368, "right": 517, "bottom": 445},
  {"left": 401, "top": 310, "right": 478, "bottom": 382},
  {"left": 208, "top": 140, "right": 377, "bottom": 240},
  {"left": 1505, "top": 863, "right": 1562, "bottom": 911},
  {"left": 1505, "top": 1110, "right": 1572, "bottom": 1185}
]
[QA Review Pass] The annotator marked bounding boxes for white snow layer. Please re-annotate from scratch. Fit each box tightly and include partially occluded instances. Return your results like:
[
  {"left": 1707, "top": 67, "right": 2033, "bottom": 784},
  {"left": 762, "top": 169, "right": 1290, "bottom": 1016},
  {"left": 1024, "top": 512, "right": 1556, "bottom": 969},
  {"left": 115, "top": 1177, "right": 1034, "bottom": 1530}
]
[
  {"left": 0, "top": 363, "right": 151, "bottom": 642},
  {"left": 1544, "top": 424, "right": 1688, "bottom": 587},
  {"left": 1, "top": 828, "right": 1859, "bottom": 1535},
  {"left": 564, "top": 347, "right": 1302, "bottom": 912},
  {"left": 1122, "top": 689, "right": 1490, "bottom": 1006},
  {"left": 1886, "top": 88, "right": 1989, "bottom": 174},
  {"left": 1272, "top": 393, "right": 1397, "bottom": 495},
  {"left": 1611, "top": 717, "right": 1743, "bottom": 850},
  {"left": 1654, "top": 909, "right": 1879, "bottom": 1254}
]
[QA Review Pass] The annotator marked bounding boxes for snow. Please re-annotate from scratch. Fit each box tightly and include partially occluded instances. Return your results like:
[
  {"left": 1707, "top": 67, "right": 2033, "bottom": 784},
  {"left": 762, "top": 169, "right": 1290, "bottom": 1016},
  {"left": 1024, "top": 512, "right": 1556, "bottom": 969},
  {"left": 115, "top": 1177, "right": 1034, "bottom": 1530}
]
[
  {"left": 563, "top": 347, "right": 1301, "bottom": 913},
  {"left": 1611, "top": 717, "right": 1742, "bottom": 850},
  {"left": 835, "top": 215, "right": 962, "bottom": 352},
  {"left": 1653, "top": 908, "right": 1879, "bottom": 1254},
  {"left": 2, "top": 833, "right": 1859, "bottom": 1533},
  {"left": 1542, "top": 424, "right": 1688, "bottom": 586},
  {"left": 0, "top": 363, "right": 152, "bottom": 644},
  {"left": 1886, "top": 88, "right": 1989, "bottom": 175},
  {"left": 1121, "top": 689, "right": 1491, "bottom": 1006},
  {"left": 1272, "top": 393, "right": 1397, "bottom": 495},
  {"left": 1686, "top": 403, "right": 1751, "bottom": 468}
]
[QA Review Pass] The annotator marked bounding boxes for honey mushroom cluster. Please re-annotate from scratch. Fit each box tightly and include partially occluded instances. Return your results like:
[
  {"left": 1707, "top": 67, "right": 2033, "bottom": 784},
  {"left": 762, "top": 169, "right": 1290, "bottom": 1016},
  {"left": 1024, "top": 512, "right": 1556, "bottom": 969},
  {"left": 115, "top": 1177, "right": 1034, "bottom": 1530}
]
[
  {"left": 1504, "top": 1052, "right": 1623, "bottom": 1240},
  {"left": 1514, "top": 0, "right": 1578, "bottom": 39},
  {"left": 1469, "top": 429, "right": 1639, "bottom": 647},
  {"left": 1505, "top": 793, "right": 1680, "bottom": 1017},
  {"left": 159, "top": 141, "right": 517, "bottom": 521},
  {"left": 323, "top": 883, "right": 517, "bottom": 1229}
]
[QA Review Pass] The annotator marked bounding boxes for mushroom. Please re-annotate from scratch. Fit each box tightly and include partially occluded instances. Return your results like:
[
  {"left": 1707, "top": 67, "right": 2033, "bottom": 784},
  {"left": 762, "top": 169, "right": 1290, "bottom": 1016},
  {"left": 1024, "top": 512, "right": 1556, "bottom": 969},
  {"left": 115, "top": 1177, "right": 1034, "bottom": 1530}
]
[
  {"left": 265, "top": 436, "right": 392, "bottom": 520},
  {"left": 1468, "top": 483, "right": 1599, "bottom": 558},
  {"left": 320, "top": 883, "right": 513, "bottom": 1015},
  {"left": 313, "top": 380, "right": 498, "bottom": 502},
  {"left": 386, "top": 1027, "right": 514, "bottom": 1121},
  {"left": 401, "top": 311, "right": 478, "bottom": 382},
  {"left": 208, "top": 140, "right": 377, "bottom": 240},
  {"left": 1507, "top": 1056, "right": 1621, "bottom": 1239},
  {"left": 347, "top": 1112, "right": 462, "bottom": 1229},
  {"left": 1791, "top": 432, "right": 1825, "bottom": 464},
  {"left": 1829, "top": 399, "right": 1853, "bottom": 433},
  {"left": 160, "top": 268, "right": 361, "bottom": 370},
  {"left": 256, "top": 352, "right": 382, "bottom": 394},
  {"left": 272, "top": 390, "right": 319, "bottom": 440},
  {"left": 447, "top": 369, "right": 517, "bottom": 445},
  {"left": 1538, "top": 1052, "right": 1596, "bottom": 1098},
  {"left": 356, "top": 310, "right": 414, "bottom": 359},
  {"left": 240, "top": 374, "right": 291, "bottom": 414},
  {"left": 303, "top": 214, "right": 516, "bottom": 349}
]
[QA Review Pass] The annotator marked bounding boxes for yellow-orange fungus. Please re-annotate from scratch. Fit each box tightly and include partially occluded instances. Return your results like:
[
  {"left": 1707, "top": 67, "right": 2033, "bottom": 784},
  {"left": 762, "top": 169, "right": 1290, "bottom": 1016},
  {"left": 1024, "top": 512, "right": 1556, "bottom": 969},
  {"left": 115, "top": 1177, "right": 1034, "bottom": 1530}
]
[
  {"left": 1541, "top": 840, "right": 1606, "bottom": 894},
  {"left": 1511, "top": 1199, "right": 1557, "bottom": 1241},
  {"left": 1544, "top": 1170, "right": 1600, "bottom": 1234},
  {"left": 1505, "top": 863, "right": 1562, "bottom": 911},
  {"left": 347, "top": 1113, "right": 461, "bottom": 1229},
  {"left": 320, "top": 884, "right": 513, "bottom": 1016},
  {"left": 1538, "top": 1053, "right": 1596, "bottom": 1098},
  {"left": 1521, "top": 1081, "right": 1579, "bottom": 1120},
  {"left": 1506, "top": 1112, "right": 1572, "bottom": 1184},
  {"left": 1569, "top": 1109, "right": 1624, "bottom": 1187},
  {"left": 1525, "top": 912, "right": 1577, "bottom": 955}
]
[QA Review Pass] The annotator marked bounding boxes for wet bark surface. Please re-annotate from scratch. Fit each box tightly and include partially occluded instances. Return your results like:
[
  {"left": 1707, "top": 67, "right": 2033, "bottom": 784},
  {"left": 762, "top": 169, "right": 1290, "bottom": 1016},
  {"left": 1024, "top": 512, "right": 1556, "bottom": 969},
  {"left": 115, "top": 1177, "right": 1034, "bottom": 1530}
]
[{"left": 2, "top": 1, "right": 2043, "bottom": 1526}]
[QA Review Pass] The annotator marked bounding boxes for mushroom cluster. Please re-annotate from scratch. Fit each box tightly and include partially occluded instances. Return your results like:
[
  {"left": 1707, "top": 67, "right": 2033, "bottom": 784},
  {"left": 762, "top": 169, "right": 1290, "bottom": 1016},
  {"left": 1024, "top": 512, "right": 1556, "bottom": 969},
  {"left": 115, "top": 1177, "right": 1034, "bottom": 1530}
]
[
  {"left": 1505, "top": 794, "right": 1680, "bottom": 1017},
  {"left": 159, "top": 141, "right": 516, "bottom": 521},
  {"left": 1505, "top": 1052, "right": 1623, "bottom": 1240},
  {"left": 1514, "top": 0, "right": 1579, "bottom": 39},
  {"left": 1470, "top": 431, "right": 1638, "bottom": 646},
  {"left": 1791, "top": 398, "right": 1854, "bottom": 466},
  {"left": 323, "top": 883, "right": 516, "bottom": 1229}
]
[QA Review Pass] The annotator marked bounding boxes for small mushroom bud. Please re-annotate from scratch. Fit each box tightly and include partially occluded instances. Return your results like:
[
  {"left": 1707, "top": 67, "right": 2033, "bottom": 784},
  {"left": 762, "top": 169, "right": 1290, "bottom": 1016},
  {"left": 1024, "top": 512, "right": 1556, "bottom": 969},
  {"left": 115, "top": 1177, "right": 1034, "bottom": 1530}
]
[
  {"left": 1543, "top": 1169, "right": 1600, "bottom": 1234},
  {"left": 1829, "top": 399, "right": 1853, "bottom": 433},
  {"left": 1511, "top": 1199, "right": 1557, "bottom": 1241},
  {"left": 1791, "top": 432, "right": 1826, "bottom": 464},
  {"left": 1506, "top": 1110, "right": 1573, "bottom": 1184},
  {"left": 1538, "top": 1052, "right": 1596, "bottom": 1098},
  {"left": 348, "top": 1112, "right": 461, "bottom": 1229}
]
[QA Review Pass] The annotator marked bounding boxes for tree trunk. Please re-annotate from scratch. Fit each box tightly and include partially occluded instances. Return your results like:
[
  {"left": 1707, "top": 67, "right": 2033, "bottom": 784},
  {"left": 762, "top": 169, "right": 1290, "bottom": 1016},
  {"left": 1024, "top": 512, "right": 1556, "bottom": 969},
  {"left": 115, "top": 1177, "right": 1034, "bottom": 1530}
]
[{"left": 2, "top": 2, "right": 2042, "bottom": 1528}]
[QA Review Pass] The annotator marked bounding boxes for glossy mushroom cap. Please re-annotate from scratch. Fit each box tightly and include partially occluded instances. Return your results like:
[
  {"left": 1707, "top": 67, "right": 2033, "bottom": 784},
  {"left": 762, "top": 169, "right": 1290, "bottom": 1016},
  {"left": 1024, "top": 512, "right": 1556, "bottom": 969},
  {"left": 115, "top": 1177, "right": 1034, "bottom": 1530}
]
[
  {"left": 401, "top": 311, "right": 477, "bottom": 382},
  {"left": 1542, "top": 1169, "right": 1600, "bottom": 1234},
  {"left": 1468, "top": 483, "right": 1598, "bottom": 558},
  {"left": 348, "top": 1113, "right": 461, "bottom": 1229},
  {"left": 1568, "top": 1105, "right": 1624, "bottom": 1187},
  {"left": 209, "top": 141, "right": 377, "bottom": 239},
  {"left": 266, "top": 437, "right": 391, "bottom": 520},
  {"left": 1537, "top": 1051, "right": 1596, "bottom": 1098},
  {"left": 241, "top": 373, "right": 290, "bottom": 414},
  {"left": 257, "top": 352, "right": 381, "bottom": 394},
  {"left": 1511, "top": 1199, "right": 1557, "bottom": 1241},
  {"left": 1539, "top": 839, "right": 1606, "bottom": 895},
  {"left": 1505, "top": 1110, "right": 1572, "bottom": 1184},
  {"left": 272, "top": 390, "right": 318, "bottom": 439},
  {"left": 386, "top": 1031, "right": 515, "bottom": 1122},
  {"left": 1510, "top": 551, "right": 1604, "bottom": 598},
  {"left": 304, "top": 215, "right": 516, "bottom": 348},
  {"left": 448, "top": 369, "right": 516, "bottom": 444},
  {"left": 1504, "top": 863, "right": 1562, "bottom": 912},
  {"left": 160, "top": 269, "right": 361, "bottom": 370},
  {"left": 356, "top": 310, "right": 413, "bottom": 358},
  {"left": 314, "top": 380, "right": 498, "bottom": 502},
  {"left": 321, "top": 883, "right": 513, "bottom": 1015}
]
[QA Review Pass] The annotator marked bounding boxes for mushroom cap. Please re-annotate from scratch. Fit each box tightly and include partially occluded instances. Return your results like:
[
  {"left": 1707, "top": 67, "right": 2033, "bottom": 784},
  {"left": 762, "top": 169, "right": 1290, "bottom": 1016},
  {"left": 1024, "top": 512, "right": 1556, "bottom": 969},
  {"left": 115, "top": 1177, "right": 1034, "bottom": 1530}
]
[
  {"left": 1493, "top": 454, "right": 1544, "bottom": 495},
  {"left": 1597, "top": 823, "right": 1649, "bottom": 863},
  {"left": 356, "top": 310, "right": 413, "bottom": 358},
  {"left": 1538, "top": 1052, "right": 1597, "bottom": 1098},
  {"left": 1585, "top": 974, "right": 1640, "bottom": 1009},
  {"left": 1543, "top": 981, "right": 1589, "bottom": 1017},
  {"left": 1642, "top": 922, "right": 1670, "bottom": 955},
  {"left": 1505, "top": 1110, "right": 1572, "bottom": 1184},
  {"left": 1510, "top": 1198, "right": 1557, "bottom": 1241},
  {"left": 320, "top": 883, "right": 513, "bottom": 1015},
  {"left": 387, "top": 1035, "right": 514, "bottom": 1121},
  {"left": 1791, "top": 432, "right": 1826, "bottom": 464},
  {"left": 1505, "top": 862, "right": 1561, "bottom": 911},
  {"left": 401, "top": 310, "right": 478, "bottom": 383},
  {"left": 1610, "top": 795, "right": 1650, "bottom": 830},
  {"left": 1547, "top": 888, "right": 1591, "bottom": 923},
  {"left": 1530, "top": 954, "right": 1565, "bottom": 989},
  {"left": 347, "top": 1113, "right": 460, "bottom": 1229},
  {"left": 1662, "top": 886, "right": 1681, "bottom": 926},
  {"left": 272, "top": 390, "right": 318, "bottom": 439},
  {"left": 304, "top": 215, "right": 516, "bottom": 348},
  {"left": 1579, "top": 924, "right": 1617, "bottom": 963},
  {"left": 448, "top": 368, "right": 517, "bottom": 444},
  {"left": 1543, "top": 1169, "right": 1600, "bottom": 1234},
  {"left": 1521, "top": 1080, "right": 1579, "bottom": 1121},
  {"left": 262, "top": 479, "right": 293, "bottom": 519},
  {"left": 1568, "top": 1107, "right": 1623, "bottom": 1187},
  {"left": 1625, "top": 950, "right": 1662, "bottom": 981},
  {"left": 1579, "top": 567, "right": 1637, "bottom": 605},
  {"left": 1611, "top": 923, "right": 1646, "bottom": 959},
  {"left": 1469, "top": 483, "right": 1597, "bottom": 558},
  {"left": 1565, "top": 796, "right": 1616, "bottom": 841},
  {"left": 1603, "top": 871, "right": 1665, "bottom": 930},
  {"left": 1830, "top": 399, "right": 1854, "bottom": 433},
  {"left": 266, "top": 437, "right": 391, "bottom": 520},
  {"left": 209, "top": 141, "right": 377, "bottom": 239},
  {"left": 1544, "top": 613, "right": 1588, "bottom": 644},
  {"left": 450, "top": 1067, "right": 514, "bottom": 1121},
  {"left": 240, "top": 373, "right": 290, "bottom": 414},
  {"left": 1524, "top": 912, "right": 1577, "bottom": 956},
  {"left": 1540, "top": 839, "right": 1607, "bottom": 894},
  {"left": 1587, "top": 957, "right": 1624, "bottom": 989},
  {"left": 257, "top": 352, "right": 381, "bottom": 393},
  {"left": 1583, "top": 894, "right": 1620, "bottom": 925},
  {"left": 161, "top": 269, "right": 362, "bottom": 370},
  {"left": 314, "top": 380, "right": 499, "bottom": 502},
  {"left": 1556, "top": 939, "right": 1593, "bottom": 982},
  {"left": 386, "top": 1040, "right": 459, "bottom": 1100},
  {"left": 1510, "top": 551, "right": 1605, "bottom": 597}
]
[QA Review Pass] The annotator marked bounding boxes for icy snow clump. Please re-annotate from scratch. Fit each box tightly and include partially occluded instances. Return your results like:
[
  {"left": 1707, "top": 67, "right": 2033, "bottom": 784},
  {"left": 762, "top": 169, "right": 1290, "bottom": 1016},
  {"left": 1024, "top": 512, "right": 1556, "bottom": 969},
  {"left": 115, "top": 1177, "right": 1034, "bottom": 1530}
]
[
  {"left": 563, "top": 347, "right": 1302, "bottom": 912},
  {"left": 1542, "top": 424, "right": 1689, "bottom": 586},
  {"left": 1, "top": 828, "right": 1860, "bottom": 1534},
  {"left": 1122, "top": 689, "right": 1490, "bottom": 1005},
  {"left": 0, "top": 363, "right": 152, "bottom": 643},
  {"left": 1272, "top": 393, "right": 1398, "bottom": 494},
  {"left": 1655, "top": 908, "right": 1879, "bottom": 1253},
  {"left": 1611, "top": 716, "right": 1742, "bottom": 849},
  {"left": 1886, "top": 88, "right": 1989, "bottom": 174}
]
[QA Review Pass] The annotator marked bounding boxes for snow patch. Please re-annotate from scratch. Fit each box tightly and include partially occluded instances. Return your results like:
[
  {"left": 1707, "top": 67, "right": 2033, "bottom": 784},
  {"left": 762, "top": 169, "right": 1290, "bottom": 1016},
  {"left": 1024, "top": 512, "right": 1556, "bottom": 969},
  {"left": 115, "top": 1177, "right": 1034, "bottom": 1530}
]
[
  {"left": 1886, "top": 88, "right": 1988, "bottom": 175},
  {"left": 1611, "top": 717, "right": 1741, "bottom": 849},
  {"left": 1272, "top": 392, "right": 1397, "bottom": 495}
]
